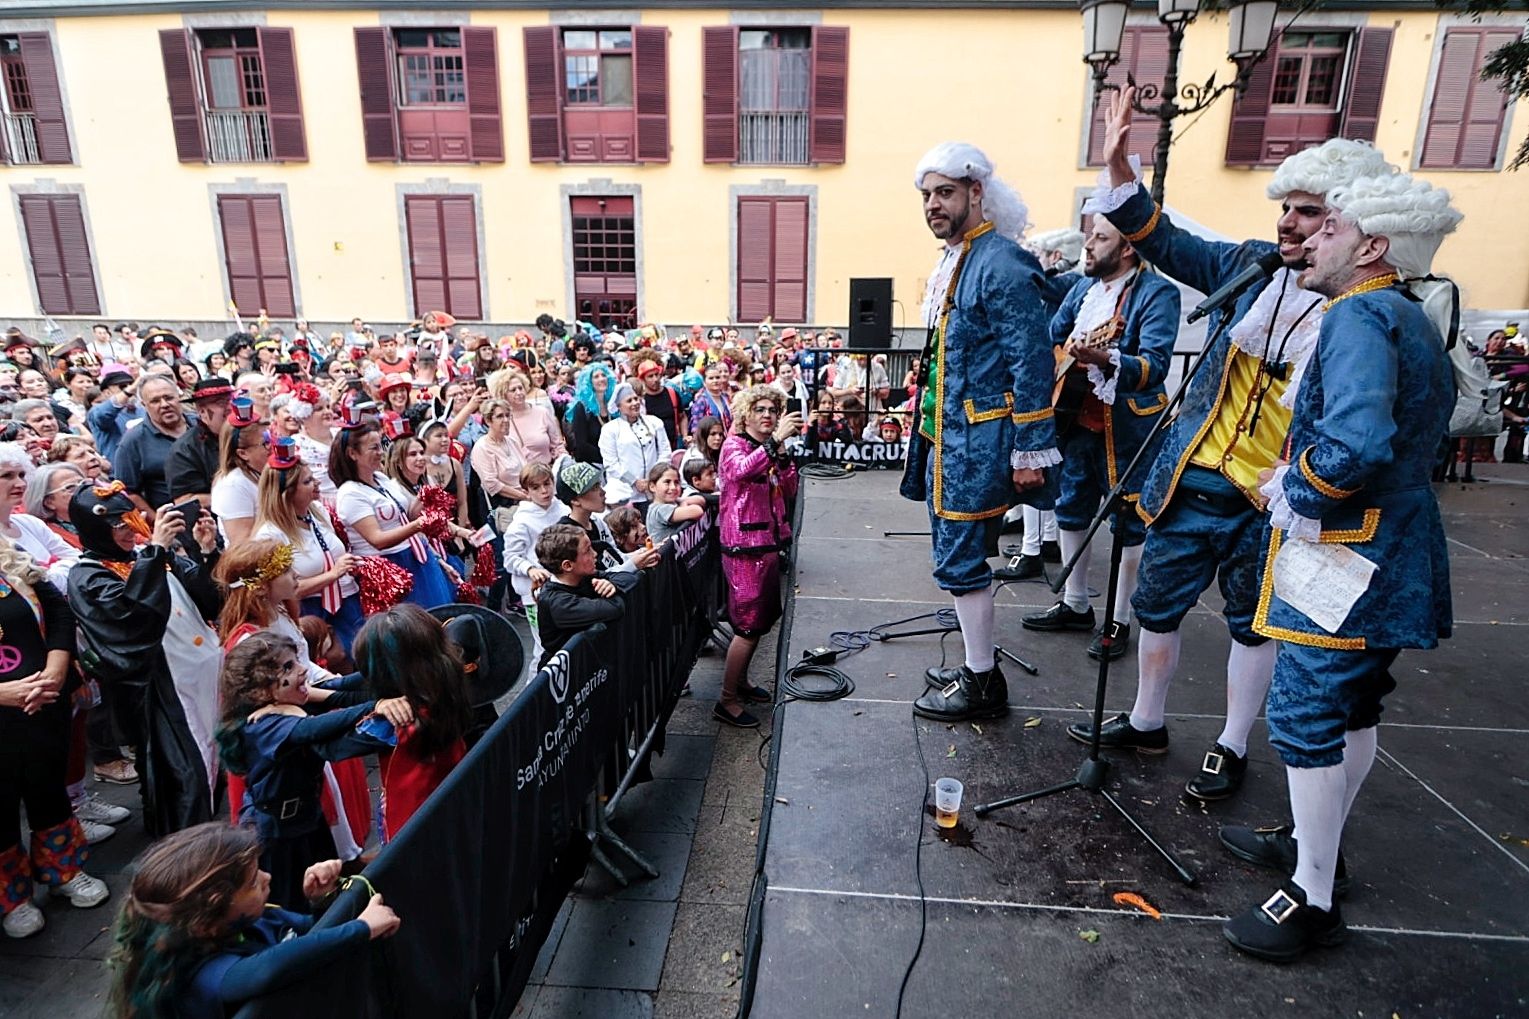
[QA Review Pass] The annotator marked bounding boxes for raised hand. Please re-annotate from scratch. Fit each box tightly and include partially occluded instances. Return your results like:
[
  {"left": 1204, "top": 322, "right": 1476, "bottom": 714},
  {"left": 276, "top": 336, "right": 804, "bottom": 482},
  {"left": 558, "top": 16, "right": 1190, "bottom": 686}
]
[{"left": 1103, "top": 84, "right": 1137, "bottom": 187}]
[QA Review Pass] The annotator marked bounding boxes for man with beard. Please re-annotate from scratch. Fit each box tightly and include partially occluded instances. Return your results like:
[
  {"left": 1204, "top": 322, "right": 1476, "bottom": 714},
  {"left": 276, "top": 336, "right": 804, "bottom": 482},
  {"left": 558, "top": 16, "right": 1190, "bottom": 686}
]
[
  {"left": 902, "top": 142, "right": 1058, "bottom": 723},
  {"left": 1222, "top": 173, "right": 1459, "bottom": 961},
  {"left": 1068, "top": 86, "right": 1397, "bottom": 802},
  {"left": 1020, "top": 217, "right": 1179, "bottom": 663}
]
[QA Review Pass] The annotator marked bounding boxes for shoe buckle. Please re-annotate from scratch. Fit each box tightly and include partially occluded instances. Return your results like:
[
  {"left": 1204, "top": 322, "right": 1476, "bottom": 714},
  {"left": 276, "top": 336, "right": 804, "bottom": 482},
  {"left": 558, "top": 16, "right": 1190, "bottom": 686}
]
[
  {"left": 1260, "top": 889, "right": 1300, "bottom": 924},
  {"left": 1006, "top": 555, "right": 1021, "bottom": 570},
  {"left": 1201, "top": 749, "right": 1224, "bottom": 775},
  {"left": 278, "top": 797, "right": 302, "bottom": 821},
  {"left": 941, "top": 680, "right": 962, "bottom": 698}
]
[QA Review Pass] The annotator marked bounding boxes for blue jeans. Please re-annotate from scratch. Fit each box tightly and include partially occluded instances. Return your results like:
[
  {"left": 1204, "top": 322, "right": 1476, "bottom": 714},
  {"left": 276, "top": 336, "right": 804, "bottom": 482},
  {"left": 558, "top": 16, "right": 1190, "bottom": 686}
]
[
  {"left": 1266, "top": 643, "right": 1399, "bottom": 768},
  {"left": 1131, "top": 467, "right": 1268, "bottom": 645}
]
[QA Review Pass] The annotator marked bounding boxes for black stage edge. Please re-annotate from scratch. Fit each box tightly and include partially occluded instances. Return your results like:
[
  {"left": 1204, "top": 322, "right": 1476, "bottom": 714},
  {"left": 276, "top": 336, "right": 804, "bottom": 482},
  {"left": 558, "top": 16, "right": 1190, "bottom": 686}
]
[{"left": 740, "top": 470, "right": 1529, "bottom": 1018}]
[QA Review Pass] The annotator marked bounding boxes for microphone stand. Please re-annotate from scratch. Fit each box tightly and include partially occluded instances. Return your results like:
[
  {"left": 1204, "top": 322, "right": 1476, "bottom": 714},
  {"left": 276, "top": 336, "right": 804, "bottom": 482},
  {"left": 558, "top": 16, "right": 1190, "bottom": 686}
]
[{"left": 974, "top": 305, "right": 1247, "bottom": 887}]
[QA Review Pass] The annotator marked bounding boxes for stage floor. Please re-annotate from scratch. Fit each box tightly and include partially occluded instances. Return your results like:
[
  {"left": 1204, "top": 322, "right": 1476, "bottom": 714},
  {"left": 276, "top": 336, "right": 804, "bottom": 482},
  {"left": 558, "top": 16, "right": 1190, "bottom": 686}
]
[{"left": 749, "top": 469, "right": 1529, "bottom": 1018}]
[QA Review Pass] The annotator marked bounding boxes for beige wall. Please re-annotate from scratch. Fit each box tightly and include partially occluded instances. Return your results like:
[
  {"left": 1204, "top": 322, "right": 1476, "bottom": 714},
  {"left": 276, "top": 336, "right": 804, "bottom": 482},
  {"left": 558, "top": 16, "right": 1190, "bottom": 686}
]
[{"left": 1, "top": 6, "right": 1525, "bottom": 329}]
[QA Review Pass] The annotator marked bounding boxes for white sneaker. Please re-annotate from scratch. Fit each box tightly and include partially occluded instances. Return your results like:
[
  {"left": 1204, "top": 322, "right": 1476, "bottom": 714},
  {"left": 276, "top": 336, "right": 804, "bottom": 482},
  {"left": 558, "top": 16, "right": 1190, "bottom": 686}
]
[
  {"left": 55, "top": 871, "right": 110, "bottom": 908},
  {"left": 3, "top": 901, "right": 45, "bottom": 938},
  {"left": 76, "top": 793, "right": 130, "bottom": 825},
  {"left": 78, "top": 817, "right": 116, "bottom": 845}
]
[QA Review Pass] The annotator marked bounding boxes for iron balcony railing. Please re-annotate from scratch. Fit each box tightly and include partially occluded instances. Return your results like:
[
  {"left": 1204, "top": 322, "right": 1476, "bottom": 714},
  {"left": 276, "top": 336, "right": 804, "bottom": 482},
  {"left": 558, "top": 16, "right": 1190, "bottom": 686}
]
[
  {"left": 1, "top": 111, "right": 39, "bottom": 164},
  {"left": 205, "top": 108, "right": 273, "bottom": 163}
]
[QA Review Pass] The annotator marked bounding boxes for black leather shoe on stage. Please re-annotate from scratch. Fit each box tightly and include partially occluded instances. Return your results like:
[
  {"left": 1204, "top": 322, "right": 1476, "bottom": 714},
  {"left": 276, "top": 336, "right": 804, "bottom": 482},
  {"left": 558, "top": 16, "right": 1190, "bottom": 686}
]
[
  {"left": 1087, "top": 621, "right": 1130, "bottom": 661},
  {"left": 1219, "top": 824, "right": 1351, "bottom": 897},
  {"left": 924, "top": 664, "right": 964, "bottom": 689},
  {"left": 1022, "top": 602, "right": 1096, "bottom": 632},
  {"left": 1184, "top": 742, "right": 1248, "bottom": 801},
  {"left": 993, "top": 554, "right": 1044, "bottom": 582},
  {"left": 1066, "top": 712, "right": 1169, "bottom": 754},
  {"left": 1041, "top": 540, "right": 1062, "bottom": 563},
  {"left": 913, "top": 665, "right": 1009, "bottom": 722},
  {"left": 1223, "top": 883, "right": 1346, "bottom": 962}
]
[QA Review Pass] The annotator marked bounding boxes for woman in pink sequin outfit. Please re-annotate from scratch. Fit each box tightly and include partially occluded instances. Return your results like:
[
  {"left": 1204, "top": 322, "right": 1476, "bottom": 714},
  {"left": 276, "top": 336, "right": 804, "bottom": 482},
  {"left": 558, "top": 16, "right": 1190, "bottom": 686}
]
[{"left": 716, "top": 387, "right": 802, "bottom": 728}]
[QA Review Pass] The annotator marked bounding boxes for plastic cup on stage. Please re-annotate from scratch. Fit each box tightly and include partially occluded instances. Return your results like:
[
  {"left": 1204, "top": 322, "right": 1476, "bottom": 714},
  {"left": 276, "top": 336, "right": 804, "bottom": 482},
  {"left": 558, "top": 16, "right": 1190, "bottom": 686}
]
[{"left": 934, "top": 778, "right": 964, "bottom": 828}]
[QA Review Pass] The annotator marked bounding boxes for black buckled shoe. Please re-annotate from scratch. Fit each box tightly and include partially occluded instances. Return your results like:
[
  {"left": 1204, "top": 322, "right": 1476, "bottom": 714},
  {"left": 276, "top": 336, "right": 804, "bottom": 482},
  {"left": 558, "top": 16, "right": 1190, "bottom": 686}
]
[
  {"left": 924, "top": 664, "right": 963, "bottom": 690},
  {"left": 1022, "top": 602, "right": 1097, "bottom": 633},
  {"left": 1184, "top": 742, "right": 1248, "bottom": 801},
  {"left": 913, "top": 665, "right": 1009, "bottom": 722},
  {"left": 1066, "top": 712, "right": 1169, "bottom": 754},
  {"left": 1223, "top": 883, "right": 1347, "bottom": 963},
  {"left": 993, "top": 554, "right": 1044, "bottom": 582},
  {"left": 1041, "top": 540, "right": 1062, "bottom": 563},
  {"left": 1219, "top": 824, "right": 1351, "bottom": 897},
  {"left": 1087, "top": 621, "right": 1130, "bottom": 661}
]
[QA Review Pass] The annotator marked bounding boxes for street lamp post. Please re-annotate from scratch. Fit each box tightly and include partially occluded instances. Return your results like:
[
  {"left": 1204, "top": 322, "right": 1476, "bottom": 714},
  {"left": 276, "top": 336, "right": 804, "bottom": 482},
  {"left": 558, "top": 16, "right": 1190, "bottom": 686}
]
[{"left": 1079, "top": 0, "right": 1280, "bottom": 204}]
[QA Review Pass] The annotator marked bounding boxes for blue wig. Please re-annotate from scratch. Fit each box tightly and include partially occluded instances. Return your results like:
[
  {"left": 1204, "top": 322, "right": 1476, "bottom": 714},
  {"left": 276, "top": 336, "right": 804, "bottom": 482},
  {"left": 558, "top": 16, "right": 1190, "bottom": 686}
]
[{"left": 566, "top": 362, "right": 619, "bottom": 422}]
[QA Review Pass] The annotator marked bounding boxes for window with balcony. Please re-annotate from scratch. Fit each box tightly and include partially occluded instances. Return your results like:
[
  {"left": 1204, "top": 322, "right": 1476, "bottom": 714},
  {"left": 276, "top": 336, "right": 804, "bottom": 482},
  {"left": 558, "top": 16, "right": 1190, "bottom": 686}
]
[
  {"left": 522, "top": 26, "right": 668, "bottom": 164},
  {"left": 354, "top": 26, "right": 501, "bottom": 163},
  {"left": 0, "top": 33, "right": 71, "bottom": 165},
  {"left": 158, "top": 26, "right": 306, "bottom": 163},
  {"left": 1226, "top": 27, "right": 1393, "bottom": 166},
  {"left": 702, "top": 25, "right": 847, "bottom": 166}
]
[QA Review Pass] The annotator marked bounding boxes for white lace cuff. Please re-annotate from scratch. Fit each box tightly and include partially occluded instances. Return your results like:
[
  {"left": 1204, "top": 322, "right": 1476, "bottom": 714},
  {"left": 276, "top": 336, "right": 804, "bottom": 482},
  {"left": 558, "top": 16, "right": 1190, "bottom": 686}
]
[
  {"left": 1087, "top": 349, "right": 1121, "bottom": 405},
  {"left": 1260, "top": 465, "right": 1321, "bottom": 541},
  {"left": 1081, "top": 155, "right": 1144, "bottom": 216},
  {"left": 1011, "top": 448, "right": 1063, "bottom": 471}
]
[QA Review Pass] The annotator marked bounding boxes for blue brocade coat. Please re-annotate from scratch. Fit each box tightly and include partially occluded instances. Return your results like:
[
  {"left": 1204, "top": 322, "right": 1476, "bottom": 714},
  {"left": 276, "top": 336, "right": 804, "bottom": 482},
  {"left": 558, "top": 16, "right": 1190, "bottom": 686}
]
[
  {"left": 1253, "top": 288, "right": 1454, "bottom": 650},
  {"left": 900, "top": 221, "right": 1059, "bottom": 520},
  {"left": 1050, "top": 271, "right": 1180, "bottom": 493},
  {"left": 1102, "top": 184, "right": 1282, "bottom": 523}
]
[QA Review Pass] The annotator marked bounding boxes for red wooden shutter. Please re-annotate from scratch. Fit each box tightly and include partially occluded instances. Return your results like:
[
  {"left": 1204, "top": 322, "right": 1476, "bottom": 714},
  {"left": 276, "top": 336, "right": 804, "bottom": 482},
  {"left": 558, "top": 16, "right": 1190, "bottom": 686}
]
[
  {"left": 1087, "top": 27, "right": 1170, "bottom": 166},
  {"left": 19, "top": 195, "right": 100, "bottom": 316},
  {"left": 809, "top": 26, "right": 848, "bottom": 164},
  {"left": 354, "top": 27, "right": 398, "bottom": 162},
  {"left": 1338, "top": 28, "right": 1392, "bottom": 142},
  {"left": 633, "top": 26, "right": 670, "bottom": 163},
  {"left": 1421, "top": 28, "right": 1518, "bottom": 169},
  {"left": 523, "top": 26, "right": 563, "bottom": 163},
  {"left": 1225, "top": 48, "right": 1276, "bottom": 165},
  {"left": 463, "top": 27, "right": 503, "bottom": 163},
  {"left": 159, "top": 29, "right": 205, "bottom": 162},
  {"left": 737, "top": 196, "right": 809, "bottom": 323},
  {"left": 702, "top": 26, "right": 738, "bottom": 164},
  {"left": 256, "top": 28, "right": 307, "bottom": 162},
  {"left": 218, "top": 195, "right": 296, "bottom": 319},
  {"left": 17, "top": 33, "right": 70, "bottom": 163},
  {"left": 406, "top": 196, "right": 481, "bottom": 320}
]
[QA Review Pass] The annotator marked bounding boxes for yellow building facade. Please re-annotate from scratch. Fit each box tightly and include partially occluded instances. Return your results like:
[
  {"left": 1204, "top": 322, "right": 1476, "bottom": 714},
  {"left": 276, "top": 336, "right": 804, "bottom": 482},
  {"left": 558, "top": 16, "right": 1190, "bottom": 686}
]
[{"left": 0, "top": 2, "right": 1525, "bottom": 334}]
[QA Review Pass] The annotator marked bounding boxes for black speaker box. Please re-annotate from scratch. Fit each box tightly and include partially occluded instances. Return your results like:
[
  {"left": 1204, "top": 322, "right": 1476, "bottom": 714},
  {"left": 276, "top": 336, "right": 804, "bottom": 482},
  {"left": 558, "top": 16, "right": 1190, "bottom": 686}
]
[{"left": 848, "top": 277, "right": 893, "bottom": 348}]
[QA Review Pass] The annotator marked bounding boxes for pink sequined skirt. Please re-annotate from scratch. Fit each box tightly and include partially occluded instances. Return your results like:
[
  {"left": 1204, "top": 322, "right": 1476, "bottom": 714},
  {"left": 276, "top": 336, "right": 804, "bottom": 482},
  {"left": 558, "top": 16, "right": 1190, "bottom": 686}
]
[{"left": 722, "top": 550, "right": 783, "bottom": 638}]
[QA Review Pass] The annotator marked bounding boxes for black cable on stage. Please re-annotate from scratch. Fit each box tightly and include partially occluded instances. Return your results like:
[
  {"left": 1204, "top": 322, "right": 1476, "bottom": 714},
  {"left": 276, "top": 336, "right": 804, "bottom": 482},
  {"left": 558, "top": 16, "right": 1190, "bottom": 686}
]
[
  {"left": 895, "top": 704, "right": 932, "bottom": 1018},
  {"left": 781, "top": 661, "right": 855, "bottom": 701},
  {"left": 799, "top": 461, "right": 857, "bottom": 480}
]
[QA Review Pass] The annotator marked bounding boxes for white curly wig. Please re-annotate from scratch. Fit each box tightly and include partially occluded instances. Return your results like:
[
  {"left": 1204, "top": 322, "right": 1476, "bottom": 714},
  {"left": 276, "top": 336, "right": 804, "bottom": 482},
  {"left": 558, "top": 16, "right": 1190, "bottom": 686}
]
[
  {"left": 1326, "top": 173, "right": 1463, "bottom": 279},
  {"left": 1027, "top": 228, "right": 1086, "bottom": 265},
  {"left": 1265, "top": 138, "right": 1396, "bottom": 201},
  {"left": 914, "top": 142, "right": 1030, "bottom": 241}
]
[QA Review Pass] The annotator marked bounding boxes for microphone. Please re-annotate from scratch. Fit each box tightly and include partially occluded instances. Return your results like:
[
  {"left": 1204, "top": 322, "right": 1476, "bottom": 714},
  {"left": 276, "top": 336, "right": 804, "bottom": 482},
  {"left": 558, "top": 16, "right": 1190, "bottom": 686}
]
[{"left": 1185, "top": 251, "right": 1285, "bottom": 324}]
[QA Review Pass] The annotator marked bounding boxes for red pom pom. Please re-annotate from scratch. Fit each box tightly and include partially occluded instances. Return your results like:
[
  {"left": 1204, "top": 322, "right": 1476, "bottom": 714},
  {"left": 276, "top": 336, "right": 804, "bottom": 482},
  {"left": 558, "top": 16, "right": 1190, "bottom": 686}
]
[
  {"left": 325, "top": 501, "right": 349, "bottom": 548},
  {"left": 469, "top": 542, "right": 497, "bottom": 588},
  {"left": 416, "top": 485, "right": 456, "bottom": 542},
  {"left": 454, "top": 582, "right": 482, "bottom": 605},
  {"left": 354, "top": 555, "right": 414, "bottom": 614}
]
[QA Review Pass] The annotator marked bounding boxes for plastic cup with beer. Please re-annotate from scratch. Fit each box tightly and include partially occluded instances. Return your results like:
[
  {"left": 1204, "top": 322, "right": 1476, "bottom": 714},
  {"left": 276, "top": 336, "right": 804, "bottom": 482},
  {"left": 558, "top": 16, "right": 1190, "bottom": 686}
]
[{"left": 934, "top": 778, "right": 963, "bottom": 828}]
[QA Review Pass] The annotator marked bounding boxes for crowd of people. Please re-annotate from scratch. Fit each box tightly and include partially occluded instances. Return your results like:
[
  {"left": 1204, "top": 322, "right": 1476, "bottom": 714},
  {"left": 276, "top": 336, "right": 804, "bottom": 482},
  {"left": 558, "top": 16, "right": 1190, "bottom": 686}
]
[{"left": 0, "top": 306, "right": 840, "bottom": 1014}]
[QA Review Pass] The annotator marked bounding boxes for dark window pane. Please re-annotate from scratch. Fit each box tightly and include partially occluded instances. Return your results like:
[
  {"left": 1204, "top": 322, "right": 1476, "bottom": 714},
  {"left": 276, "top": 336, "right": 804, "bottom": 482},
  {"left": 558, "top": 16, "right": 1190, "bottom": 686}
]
[
  {"left": 396, "top": 29, "right": 430, "bottom": 48},
  {"left": 434, "top": 30, "right": 460, "bottom": 48},
  {"left": 1311, "top": 32, "right": 1347, "bottom": 49},
  {"left": 599, "top": 30, "right": 631, "bottom": 51},
  {"left": 1305, "top": 54, "right": 1341, "bottom": 106},
  {"left": 1271, "top": 56, "right": 1302, "bottom": 105}
]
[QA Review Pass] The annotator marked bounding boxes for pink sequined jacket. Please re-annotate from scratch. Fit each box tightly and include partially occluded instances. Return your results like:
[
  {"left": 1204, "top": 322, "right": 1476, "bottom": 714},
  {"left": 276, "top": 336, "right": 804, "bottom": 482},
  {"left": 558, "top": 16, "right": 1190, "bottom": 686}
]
[{"left": 718, "top": 434, "right": 798, "bottom": 553}]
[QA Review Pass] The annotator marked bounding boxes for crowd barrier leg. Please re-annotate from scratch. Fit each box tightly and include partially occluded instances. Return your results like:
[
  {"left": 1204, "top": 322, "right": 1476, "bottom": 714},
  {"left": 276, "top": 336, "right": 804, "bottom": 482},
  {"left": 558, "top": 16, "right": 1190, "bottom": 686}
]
[{"left": 584, "top": 795, "right": 658, "bottom": 887}]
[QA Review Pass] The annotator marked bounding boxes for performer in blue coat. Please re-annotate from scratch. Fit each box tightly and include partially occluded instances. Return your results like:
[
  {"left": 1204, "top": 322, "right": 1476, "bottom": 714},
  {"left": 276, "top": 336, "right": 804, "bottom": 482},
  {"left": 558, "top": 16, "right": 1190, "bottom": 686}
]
[
  {"left": 1020, "top": 217, "right": 1179, "bottom": 661},
  {"left": 902, "top": 142, "right": 1059, "bottom": 723},
  {"left": 1071, "top": 85, "right": 1397, "bottom": 802},
  {"left": 1222, "top": 173, "right": 1460, "bottom": 962}
]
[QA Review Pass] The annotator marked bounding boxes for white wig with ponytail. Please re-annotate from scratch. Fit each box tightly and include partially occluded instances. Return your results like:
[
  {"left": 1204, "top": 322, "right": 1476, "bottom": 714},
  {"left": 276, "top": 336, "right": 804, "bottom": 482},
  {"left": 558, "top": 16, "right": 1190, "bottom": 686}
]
[
  {"left": 1326, "top": 172, "right": 1463, "bottom": 280},
  {"left": 1265, "top": 138, "right": 1396, "bottom": 202},
  {"left": 914, "top": 142, "right": 1030, "bottom": 241}
]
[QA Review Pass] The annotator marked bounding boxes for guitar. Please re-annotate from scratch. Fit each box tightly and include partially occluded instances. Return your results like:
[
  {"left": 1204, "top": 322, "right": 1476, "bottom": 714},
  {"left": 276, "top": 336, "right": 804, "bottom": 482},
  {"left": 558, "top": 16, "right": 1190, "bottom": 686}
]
[{"left": 1052, "top": 276, "right": 1136, "bottom": 433}]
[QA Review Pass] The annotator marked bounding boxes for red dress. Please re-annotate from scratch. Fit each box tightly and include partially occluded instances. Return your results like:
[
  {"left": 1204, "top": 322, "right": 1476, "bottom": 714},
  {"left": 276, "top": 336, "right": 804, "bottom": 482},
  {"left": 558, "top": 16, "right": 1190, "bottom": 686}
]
[{"left": 377, "top": 713, "right": 464, "bottom": 841}]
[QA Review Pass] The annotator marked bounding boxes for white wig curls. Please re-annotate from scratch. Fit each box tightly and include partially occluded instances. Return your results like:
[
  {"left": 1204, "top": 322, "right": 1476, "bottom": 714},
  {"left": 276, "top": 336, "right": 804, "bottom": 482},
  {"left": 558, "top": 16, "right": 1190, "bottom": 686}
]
[
  {"left": 1027, "top": 228, "right": 1086, "bottom": 265},
  {"left": 914, "top": 142, "right": 1030, "bottom": 241},
  {"left": 1327, "top": 173, "right": 1463, "bottom": 279},
  {"left": 1265, "top": 138, "right": 1396, "bottom": 202}
]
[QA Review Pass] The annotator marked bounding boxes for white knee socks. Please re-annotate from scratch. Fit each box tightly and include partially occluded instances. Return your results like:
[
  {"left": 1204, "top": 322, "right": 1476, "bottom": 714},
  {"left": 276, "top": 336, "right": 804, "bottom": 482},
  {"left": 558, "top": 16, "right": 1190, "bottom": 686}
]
[
  {"left": 1216, "top": 641, "right": 1276, "bottom": 758},
  {"left": 1340, "top": 726, "right": 1378, "bottom": 826},
  {"left": 953, "top": 588, "right": 995, "bottom": 673},
  {"left": 1287, "top": 763, "right": 1346, "bottom": 911},
  {"left": 1059, "top": 528, "right": 1090, "bottom": 612},
  {"left": 1020, "top": 505, "right": 1043, "bottom": 556},
  {"left": 1113, "top": 544, "right": 1142, "bottom": 625},
  {"left": 1129, "top": 628, "right": 1181, "bottom": 732}
]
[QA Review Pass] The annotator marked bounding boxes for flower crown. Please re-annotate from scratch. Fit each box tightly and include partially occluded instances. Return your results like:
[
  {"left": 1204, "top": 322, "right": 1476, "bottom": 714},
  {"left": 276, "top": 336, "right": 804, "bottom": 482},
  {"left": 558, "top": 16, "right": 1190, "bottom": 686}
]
[{"left": 228, "top": 543, "right": 295, "bottom": 591}]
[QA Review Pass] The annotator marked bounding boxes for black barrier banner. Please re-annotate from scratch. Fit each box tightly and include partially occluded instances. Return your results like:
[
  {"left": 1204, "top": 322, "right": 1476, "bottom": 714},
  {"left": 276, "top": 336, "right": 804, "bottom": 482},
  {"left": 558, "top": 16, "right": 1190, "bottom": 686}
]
[{"left": 235, "top": 507, "right": 720, "bottom": 1019}]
